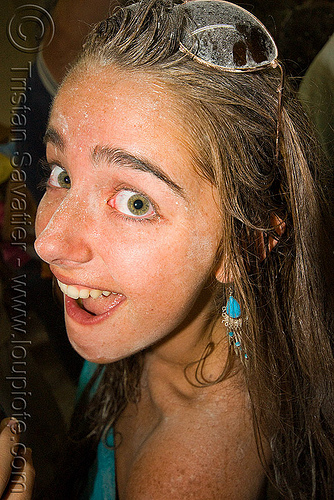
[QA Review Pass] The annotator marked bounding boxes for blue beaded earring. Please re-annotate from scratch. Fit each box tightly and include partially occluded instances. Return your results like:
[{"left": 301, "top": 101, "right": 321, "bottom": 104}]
[{"left": 222, "top": 288, "right": 248, "bottom": 360}]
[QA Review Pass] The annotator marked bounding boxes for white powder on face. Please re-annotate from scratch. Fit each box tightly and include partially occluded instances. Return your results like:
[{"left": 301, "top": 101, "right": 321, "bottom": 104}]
[{"left": 52, "top": 111, "right": 69, "bottom": 134}]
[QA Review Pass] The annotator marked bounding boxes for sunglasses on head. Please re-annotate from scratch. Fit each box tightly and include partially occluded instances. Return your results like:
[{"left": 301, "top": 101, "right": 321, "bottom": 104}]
[
  {"left": 126, "top": 0, "right": 283, "bottom": 162},
  {"left": 177, "top": 0, "right": 278, "bottom": 72},
  {"left": 176, "top": 0, "right": 283, "bottom": 163}
]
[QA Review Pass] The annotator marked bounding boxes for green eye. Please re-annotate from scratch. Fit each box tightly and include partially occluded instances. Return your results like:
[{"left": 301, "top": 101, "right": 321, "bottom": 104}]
[
  {"left": 127, "top": 194, "right": 150, "bottom": 216},
  {"left": 48, "top": 165, "right": 71, "bottom": 189},
  {"left": 57, "top": 170, "right": 71, "bottom": 189},
  {"left": 109, "top": 190, "right": 156, "bottom": 219}
]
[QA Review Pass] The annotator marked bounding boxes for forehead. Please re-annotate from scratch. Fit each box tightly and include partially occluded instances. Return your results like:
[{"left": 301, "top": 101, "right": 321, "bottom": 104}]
[
  {"left": 46, "top": 65, "right": 223, "bottom": 251},
  {"left": 49, "top": 65, "right": 210, "bottom": 192},
  {"left": 51, "top": 65, "right": 183, "bottom": 145}
]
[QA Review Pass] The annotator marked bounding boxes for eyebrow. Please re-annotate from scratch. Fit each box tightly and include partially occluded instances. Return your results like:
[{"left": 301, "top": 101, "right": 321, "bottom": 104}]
[
  {"left": 44, "top": 127, "right": 65, "bottom": 150},
  {"left": 44, "top": 128, "right": 186, "bottom": 199},
  {"left": 92, "top": 145, "right": 186, "bottom": 198}
]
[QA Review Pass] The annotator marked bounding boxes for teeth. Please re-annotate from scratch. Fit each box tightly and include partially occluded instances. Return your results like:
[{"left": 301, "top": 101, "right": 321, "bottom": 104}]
[
  {"left": 58, "top": 280, "right": 68, "bottom": 295},
  {"left": 79, "top": 289, "right": 90, "bottom": 299},
  {"left": 57, "top": 279, "right": 114, "bottom": 300},
  {"left": 89, "top": 289, "right": 103, "bottom": 299},
  {"left": 67, "top": 285, "right": 80, "bottom": 299}
]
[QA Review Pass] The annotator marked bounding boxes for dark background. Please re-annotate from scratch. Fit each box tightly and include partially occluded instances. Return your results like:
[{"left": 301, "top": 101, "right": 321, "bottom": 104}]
[{"left": 243, "top": 0, "right": 333, "bottom": 80}]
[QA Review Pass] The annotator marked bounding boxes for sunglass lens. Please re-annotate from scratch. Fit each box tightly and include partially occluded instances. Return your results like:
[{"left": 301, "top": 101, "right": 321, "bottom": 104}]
[{"left": 179, "top": 1, "right": 277, "bottom": 71}]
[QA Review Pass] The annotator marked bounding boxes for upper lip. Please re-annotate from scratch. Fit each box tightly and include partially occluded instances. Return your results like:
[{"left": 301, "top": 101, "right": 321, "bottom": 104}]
[{"left": 50, "top": 268, "right": 118, "bottom": 293}]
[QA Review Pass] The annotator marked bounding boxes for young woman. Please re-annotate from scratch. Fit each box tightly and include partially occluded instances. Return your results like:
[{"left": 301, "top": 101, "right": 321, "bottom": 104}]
[{"left": 34, "top": 0, "right": 334, "bottom": 498}]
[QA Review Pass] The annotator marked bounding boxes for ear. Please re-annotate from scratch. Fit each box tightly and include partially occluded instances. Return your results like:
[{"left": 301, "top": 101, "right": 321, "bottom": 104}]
[
  {"left": 215, "top": 213, "right": 286, "bottom": 283},
  {"left": 215, "top": 255, "right": 233, "bottom": 284},
  {"left": 258, "top": 213, "right": 286, "bottom": 260},
  {"left": 215, "top": 267, "right": 231, "bottom": 284}
]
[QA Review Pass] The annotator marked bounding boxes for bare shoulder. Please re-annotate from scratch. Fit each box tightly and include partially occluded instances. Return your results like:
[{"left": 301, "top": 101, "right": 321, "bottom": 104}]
[{"left": 118, "top": 372, "right": 269, "bottom": 500}]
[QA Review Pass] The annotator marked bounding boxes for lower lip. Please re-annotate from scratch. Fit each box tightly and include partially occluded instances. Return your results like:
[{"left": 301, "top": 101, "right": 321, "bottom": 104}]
[{"left": 64, "top": 295, "right": 125, "bottom": 325}]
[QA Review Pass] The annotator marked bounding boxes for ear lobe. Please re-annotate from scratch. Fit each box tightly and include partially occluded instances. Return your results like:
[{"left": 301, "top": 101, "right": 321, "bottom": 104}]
[
  {"left": 215, "top": 268, "right": 230, "bottom": 283},
  {"left": 215, "top": 258, "right": 233, "bottom": 284}
]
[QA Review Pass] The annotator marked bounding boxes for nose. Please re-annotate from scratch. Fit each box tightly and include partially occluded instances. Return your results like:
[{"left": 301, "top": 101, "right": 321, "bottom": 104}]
[{"left": 34, "top": 192, "right": 93, "bottom": 267}]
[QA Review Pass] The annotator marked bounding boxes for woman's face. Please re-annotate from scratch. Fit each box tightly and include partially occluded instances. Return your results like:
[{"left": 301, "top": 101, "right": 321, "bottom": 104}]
[{"left": 35, "top": 67, "right": 224, "bottom": 363}]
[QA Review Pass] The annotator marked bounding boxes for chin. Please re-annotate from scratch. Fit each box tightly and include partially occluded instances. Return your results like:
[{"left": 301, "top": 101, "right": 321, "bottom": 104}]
[{"left": 67, "top": 332, "right": 140, "bottom": 364}]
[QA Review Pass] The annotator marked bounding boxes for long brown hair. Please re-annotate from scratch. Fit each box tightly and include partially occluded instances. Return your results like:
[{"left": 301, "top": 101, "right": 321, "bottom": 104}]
[{"left": 53, "top": 1, "right": 334, "bottom": 498}]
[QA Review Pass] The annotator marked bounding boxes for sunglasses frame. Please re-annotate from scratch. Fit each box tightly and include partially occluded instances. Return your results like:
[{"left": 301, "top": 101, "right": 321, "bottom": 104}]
[
  {"left": 178, "top": 0, "right": 278, "bottom": 72},
  {"left": 177, "top": 0, "right": 284, "bottom": 164}
]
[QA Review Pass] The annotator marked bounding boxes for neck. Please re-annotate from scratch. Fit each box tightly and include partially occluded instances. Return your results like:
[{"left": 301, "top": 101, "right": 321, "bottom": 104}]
[{"left": 143, "top": 310, "right": 229, "bottom": 404}]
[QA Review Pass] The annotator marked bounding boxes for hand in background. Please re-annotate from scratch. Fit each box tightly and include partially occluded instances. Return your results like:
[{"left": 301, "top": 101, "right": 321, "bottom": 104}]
[{"left": 0, "top": 418, "right": 34, "bottom": 499}]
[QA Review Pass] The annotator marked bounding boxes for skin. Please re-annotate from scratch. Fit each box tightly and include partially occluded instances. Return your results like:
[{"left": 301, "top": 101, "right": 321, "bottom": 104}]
[
  {"left": 34, "top": 66, "right": 269, "bottom": 498},
  {"left": 0, "top": 418, "right": 34, "bottom": 499},
  {"left": 35, "top": 66, "right": 225, "bottom": 364}
]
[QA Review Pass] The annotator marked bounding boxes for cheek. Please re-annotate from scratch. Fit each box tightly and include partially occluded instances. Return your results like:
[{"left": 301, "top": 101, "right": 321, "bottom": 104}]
[{"left": 100, "top": 220, "right": 218, "bottom": 297}]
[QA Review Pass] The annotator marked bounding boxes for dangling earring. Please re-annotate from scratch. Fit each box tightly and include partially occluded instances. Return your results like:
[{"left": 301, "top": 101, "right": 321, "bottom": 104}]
[{"left": 222, "top": 288, "right": 248, "bottom": 361}]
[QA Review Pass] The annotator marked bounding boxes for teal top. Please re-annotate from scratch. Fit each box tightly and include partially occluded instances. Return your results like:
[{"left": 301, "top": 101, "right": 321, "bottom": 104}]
[{"left": 78, "top": 361, "right": 117, "bottom": 500}]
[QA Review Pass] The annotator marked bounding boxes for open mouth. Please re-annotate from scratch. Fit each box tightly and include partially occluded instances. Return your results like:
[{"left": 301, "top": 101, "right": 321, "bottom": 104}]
[{"left": 57, "top": 279, "right": 125, "bottom": 317}]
